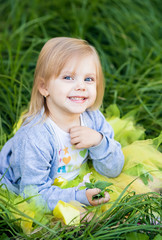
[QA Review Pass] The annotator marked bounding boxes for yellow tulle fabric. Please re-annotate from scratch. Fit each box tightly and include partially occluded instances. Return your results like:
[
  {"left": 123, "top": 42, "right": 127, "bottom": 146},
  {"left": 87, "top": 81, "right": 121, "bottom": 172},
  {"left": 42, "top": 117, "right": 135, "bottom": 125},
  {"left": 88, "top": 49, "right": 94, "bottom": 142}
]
[{"left": 53, "top": 200, "right": 80, "bottom": 225}]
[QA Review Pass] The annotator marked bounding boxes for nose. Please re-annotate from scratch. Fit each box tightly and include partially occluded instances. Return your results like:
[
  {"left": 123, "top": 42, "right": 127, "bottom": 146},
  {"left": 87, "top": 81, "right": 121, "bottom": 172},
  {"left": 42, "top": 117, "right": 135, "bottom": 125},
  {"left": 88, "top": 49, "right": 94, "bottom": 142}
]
[{"left": 75, "top": 79, "right": 86, "bottom": 91}]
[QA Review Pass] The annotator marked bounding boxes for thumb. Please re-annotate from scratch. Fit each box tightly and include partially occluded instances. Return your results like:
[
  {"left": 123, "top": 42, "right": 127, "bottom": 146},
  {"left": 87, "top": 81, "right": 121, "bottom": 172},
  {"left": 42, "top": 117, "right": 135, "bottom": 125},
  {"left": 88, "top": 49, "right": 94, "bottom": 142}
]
[
  {"left": 88, "top": 188, "right": 101, "bottom": 196},
  {"left": 91, "top": 188, "right": 101, "bottom": 195}
]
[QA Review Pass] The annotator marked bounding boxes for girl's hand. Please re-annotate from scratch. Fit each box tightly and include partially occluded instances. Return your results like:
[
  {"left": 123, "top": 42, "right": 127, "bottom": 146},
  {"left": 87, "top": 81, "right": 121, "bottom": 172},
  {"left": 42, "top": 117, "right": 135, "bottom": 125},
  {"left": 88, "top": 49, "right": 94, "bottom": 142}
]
[
  {"left": 70, "top": 126, "right": 103, "bottom": 149},
  {"left": 80, "top": 209, "right": 94, "bottom": 222},
  {"left": 86, "top": 188, "right": 110, "bottom": 206}
]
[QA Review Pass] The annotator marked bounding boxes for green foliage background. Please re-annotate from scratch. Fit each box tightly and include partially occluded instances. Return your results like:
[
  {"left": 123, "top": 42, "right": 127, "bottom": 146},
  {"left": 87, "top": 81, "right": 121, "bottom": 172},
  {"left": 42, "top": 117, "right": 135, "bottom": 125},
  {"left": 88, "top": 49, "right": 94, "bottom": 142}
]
[
  {"left": 0, "top": 1, "right": 162, "bottom": 238},
  {"left": 0, "top": 0, "right": 162, "bottom": 143}
]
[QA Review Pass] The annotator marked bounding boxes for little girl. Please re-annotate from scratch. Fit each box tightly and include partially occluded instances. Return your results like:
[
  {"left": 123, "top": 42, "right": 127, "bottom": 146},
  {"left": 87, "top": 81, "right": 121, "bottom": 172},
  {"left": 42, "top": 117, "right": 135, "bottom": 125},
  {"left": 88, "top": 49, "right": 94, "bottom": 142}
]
[{"left": 0, "top": 37, "right": 124, "bottom": 211}]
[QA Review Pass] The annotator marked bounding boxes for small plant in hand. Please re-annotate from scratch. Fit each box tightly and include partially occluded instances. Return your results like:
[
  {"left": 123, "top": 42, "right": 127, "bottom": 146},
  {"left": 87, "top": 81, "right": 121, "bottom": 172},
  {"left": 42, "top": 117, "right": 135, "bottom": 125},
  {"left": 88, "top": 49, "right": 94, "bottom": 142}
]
[{"left": 85, "top": 180, "right": 113, "bottom": 200}]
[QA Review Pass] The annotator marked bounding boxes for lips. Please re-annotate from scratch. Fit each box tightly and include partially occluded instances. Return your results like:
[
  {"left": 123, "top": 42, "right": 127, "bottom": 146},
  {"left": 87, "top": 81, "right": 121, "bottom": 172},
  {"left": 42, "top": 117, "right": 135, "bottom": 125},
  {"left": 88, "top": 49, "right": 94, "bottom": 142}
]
[{"left": 68, "top": 96, "right": 87, "bottom": 102}]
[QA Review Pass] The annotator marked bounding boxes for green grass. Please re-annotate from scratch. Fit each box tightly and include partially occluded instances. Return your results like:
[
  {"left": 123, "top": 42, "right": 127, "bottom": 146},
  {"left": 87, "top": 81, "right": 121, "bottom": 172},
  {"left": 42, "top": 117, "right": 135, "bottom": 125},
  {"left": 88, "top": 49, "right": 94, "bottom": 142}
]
[
  {"left": 0, "top": 0, "right": 162, "bottom": 138},
  {"left": 0, "top": 0, "right": 162, "bottom": 238},
  {"left": 0, "top": 185, "right": 161, "bottom": 239}
]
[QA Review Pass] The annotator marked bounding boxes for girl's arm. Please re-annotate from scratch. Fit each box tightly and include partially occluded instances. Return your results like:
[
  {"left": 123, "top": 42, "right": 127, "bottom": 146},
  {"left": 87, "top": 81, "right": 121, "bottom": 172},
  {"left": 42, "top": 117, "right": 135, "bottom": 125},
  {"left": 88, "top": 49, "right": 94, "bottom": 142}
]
[
  {"left": 89, "top": 110, "right": 124, "bottom": 177},
  {"left": 70, "top": 110, "right": 124, "bottom": 177},
  {"left": 14, "top": 130, "right": 108, "bottom": 210},
  {"left": 16, "top": 133, "right": 90, "bottom": 210}
]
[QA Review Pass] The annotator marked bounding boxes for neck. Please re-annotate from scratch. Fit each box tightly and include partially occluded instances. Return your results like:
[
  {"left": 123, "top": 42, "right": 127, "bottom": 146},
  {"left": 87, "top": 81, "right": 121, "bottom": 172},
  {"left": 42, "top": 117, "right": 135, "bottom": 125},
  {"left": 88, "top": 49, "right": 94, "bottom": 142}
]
[{"left": 49, "top": 112, "right": 81, "bottom": 132}]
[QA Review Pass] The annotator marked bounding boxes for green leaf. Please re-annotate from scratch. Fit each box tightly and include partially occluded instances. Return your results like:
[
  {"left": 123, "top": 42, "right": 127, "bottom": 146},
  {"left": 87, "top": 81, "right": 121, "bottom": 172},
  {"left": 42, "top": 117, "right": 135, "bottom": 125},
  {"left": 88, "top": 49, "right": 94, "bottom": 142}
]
[
  {"left": 125, "top": 164, "right": 154, "bottom": 185},
  {"left": 140, "top": 172, "right": 154, "bottom": 185},
  {"left": 92, "top": 190, "right": 105, "bottom": 200},
  {"left": 94, "top": 180, "right": 113, "bottom": 190},
  {"left": 125, "top": 232, "right": 149, "bottom": 240},
  {"left": 85, "top": 182, "right": 94, "bottom": 189},
  {"left": 92, "top": 193, "right": 102, "bottom": 200},
  {"left": 153, "top": 234, "right": 162, "bottom": 240},
  {"left": 105, "top": 188, "right": 113, "bottom": 193},
  {"left": 85, "top": 180, "right": 113, "bottom": 200}
]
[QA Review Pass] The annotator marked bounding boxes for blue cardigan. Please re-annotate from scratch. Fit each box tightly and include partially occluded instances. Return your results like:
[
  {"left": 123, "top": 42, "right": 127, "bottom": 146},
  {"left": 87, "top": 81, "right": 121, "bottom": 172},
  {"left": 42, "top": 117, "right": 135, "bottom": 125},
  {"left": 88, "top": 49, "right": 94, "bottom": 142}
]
[{"left": 0, "top": 109, "right": 124, "bottom": 210}]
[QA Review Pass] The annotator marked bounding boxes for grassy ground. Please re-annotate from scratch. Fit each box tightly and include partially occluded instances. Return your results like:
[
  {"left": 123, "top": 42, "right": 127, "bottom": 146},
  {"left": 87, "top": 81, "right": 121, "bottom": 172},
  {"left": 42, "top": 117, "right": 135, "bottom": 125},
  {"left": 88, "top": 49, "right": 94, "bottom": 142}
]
[
  {"left": 0, "top": 0, "right": 162, "bottom": 141},
  {"left": 0, "top": 0, "right": 162, "bottom": 239},
  {"left": 0, "top": 186, "right": 161, "bottom": 239}
]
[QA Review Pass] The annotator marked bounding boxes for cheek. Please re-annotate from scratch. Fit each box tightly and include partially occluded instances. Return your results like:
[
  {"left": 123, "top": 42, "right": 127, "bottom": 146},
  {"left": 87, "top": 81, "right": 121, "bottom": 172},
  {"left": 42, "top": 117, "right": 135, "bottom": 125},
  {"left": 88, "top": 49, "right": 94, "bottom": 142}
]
[{"left": 90, "top": 87, "right": 97, "bottom": 101}]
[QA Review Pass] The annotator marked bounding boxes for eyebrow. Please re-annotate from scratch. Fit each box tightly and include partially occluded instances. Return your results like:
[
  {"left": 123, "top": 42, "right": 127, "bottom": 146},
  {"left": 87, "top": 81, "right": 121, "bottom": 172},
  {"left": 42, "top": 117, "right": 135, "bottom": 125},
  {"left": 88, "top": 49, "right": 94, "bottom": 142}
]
[
  {"left": 85, "top": 73, "right": 96, "bottom": 77},
  {"left": 61, "top": 71, "right": 75, "bottom": 75},
  {"left": 61, "top": 71, "right": 96, "bottom": 77}
]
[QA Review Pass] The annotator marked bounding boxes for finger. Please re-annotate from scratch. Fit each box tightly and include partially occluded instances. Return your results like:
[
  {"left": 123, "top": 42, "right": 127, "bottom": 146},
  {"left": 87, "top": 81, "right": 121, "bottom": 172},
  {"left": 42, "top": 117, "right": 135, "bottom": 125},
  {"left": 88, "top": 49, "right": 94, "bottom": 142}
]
[
  {"left": 70, "top": 131, "right": 82, "bottom": 140},
  {"left": 93, "top": 192, "right": 110, "bottom": 205},
  {"left": 86, "top": 188, "right": 101, "bottom": 206},
  {"left": 70, "top": 129, "right": 79, "bottom": 136},
  {"left": 86, "top": 188, "right": 101, "bottom": 196},
  {"left": 80, "top": 211, "right": 94, "bottom": 222},
  {"left": 98, "top": 192, "right": 110, "bottom": 204},
  {"left": 70, "top": 136, "right": 81, "bottom": 145},
  {"left": 74, "top": 143, "right": 84, "bottom": 149},
  {"left": 70, "top": 126, "right": 82, "bottom": 134},
  {"left": 93, "top": 188, "right": 101, "bottom": 194},
  {"left": 89, "top": 188, "right": 101, "bottom": 196},
  {"left": 104, "top": 192, "right": 110, "bottom": 202}
]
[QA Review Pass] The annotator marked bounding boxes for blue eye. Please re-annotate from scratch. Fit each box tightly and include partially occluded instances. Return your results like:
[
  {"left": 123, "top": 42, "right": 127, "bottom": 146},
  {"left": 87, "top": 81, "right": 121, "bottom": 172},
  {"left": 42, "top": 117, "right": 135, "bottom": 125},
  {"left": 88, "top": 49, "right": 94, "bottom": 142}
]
[
  {"left": 85, "top": 77, "right": 94, "bottom": 82},
  {"left": 64, "top": 76, "right": 73, "bottom": 80}
]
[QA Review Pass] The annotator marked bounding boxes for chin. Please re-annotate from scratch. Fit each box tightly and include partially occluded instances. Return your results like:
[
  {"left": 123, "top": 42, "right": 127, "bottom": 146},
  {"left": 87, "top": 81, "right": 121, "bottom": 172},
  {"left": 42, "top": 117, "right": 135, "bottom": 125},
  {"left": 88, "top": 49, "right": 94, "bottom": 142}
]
[{"left": 68, "top": 107, "right": 87, "bottom": 114}]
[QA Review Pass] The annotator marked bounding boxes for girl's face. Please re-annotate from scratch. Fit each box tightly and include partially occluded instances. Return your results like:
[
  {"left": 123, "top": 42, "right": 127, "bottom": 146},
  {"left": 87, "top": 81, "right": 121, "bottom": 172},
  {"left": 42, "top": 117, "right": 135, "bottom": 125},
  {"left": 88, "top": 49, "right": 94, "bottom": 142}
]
[{"left": 45, "top": 54, "right": 97, "bottom": 119}]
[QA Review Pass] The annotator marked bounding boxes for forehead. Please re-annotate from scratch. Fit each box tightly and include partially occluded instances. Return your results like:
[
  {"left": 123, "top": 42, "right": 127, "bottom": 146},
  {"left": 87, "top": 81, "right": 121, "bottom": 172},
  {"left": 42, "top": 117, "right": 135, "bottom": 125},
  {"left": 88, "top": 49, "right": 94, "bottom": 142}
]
[{"left": 61, "top": 54, "right": 97, "bottom": 75}]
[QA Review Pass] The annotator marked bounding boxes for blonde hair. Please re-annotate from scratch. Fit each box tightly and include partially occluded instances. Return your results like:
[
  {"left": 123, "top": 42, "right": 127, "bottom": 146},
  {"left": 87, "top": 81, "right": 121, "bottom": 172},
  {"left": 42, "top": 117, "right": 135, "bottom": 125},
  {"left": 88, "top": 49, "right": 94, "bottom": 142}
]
[{"left": 23, "top": 37, "right": 105, "bottom": 122}]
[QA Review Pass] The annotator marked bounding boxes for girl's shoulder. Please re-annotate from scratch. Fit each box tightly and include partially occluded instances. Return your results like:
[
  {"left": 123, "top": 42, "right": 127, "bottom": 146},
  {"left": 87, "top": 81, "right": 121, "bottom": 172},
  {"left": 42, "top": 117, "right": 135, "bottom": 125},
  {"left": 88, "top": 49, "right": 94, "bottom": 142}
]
[
  {"left": 83, "top": 109, "right": 104, "bottom": 120},
  {"left": 15, "top": 113, "right": 53, "bottom": 142},
  {"left": 82, "top": 109, "right": 105, "bottom": 128}
]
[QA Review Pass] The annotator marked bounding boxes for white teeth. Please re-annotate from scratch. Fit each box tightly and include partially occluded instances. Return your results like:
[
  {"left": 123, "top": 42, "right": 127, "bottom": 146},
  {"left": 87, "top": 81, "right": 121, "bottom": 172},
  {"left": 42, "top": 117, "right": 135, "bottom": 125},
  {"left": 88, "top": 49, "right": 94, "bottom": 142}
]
[{"left": 70, "top": 97, "right": 85, "bottom": 100}]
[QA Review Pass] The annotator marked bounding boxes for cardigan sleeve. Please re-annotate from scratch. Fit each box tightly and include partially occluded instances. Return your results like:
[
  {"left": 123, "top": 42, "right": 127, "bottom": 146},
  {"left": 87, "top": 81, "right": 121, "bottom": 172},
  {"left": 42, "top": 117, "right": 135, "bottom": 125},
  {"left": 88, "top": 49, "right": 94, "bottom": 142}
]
[
  {"left": 17, "top": 133, "right": 90, "bottom": 210},
  {"left": 88, "top": 110, "right": 124, "bottom": 177}
]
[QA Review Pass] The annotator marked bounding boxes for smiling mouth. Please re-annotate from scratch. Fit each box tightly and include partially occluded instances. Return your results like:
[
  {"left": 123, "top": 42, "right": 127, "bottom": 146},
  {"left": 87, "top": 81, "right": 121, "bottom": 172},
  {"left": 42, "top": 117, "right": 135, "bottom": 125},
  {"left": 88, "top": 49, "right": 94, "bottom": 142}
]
[{"left": 68, "top": 96, "right": 87, "bottom": 102}]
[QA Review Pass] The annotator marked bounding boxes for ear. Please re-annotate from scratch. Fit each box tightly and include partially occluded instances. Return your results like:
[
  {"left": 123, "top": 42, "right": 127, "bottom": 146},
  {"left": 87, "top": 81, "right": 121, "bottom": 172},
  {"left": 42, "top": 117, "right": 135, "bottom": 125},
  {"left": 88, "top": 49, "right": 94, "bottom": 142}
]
[{"left": 38, "top": 79, "right": 49, "bottom": 97}]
